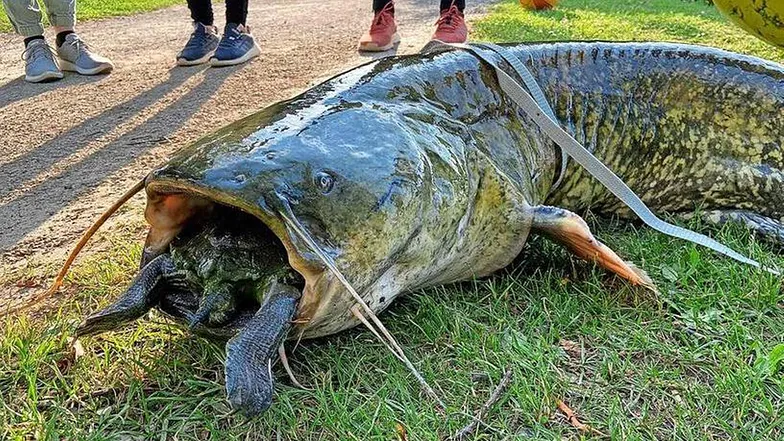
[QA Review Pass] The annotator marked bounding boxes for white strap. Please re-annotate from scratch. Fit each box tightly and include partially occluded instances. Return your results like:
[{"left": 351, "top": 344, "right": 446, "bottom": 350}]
[
  {"left": 471, "top": 42, "right": 569, "bottom": 191},
  {"left": 421, "top": 41, "right": 778, "bottom": 275}
]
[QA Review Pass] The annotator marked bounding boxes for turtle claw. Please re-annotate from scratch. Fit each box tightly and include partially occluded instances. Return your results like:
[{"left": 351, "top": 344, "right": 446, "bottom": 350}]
[
  {"left": 163, "top": 271, "right": 190, "bottom": 291},
  {"left": 77, "top": 254, "right": 177, "bottom": 337},
  {"left": 189, "top": 285, "right": 237, "bottom": 329},
  {"left": 158, "top": 289, "right": 200, "bottom": 323},
  {"left": 224, "top": 282, "right": 300, "bottom": 417}
]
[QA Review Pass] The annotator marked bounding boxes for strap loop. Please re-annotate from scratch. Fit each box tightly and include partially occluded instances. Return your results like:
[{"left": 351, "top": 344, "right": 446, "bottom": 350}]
[{"left": 421, "top": 40, "right": 778, "bottom": 275}]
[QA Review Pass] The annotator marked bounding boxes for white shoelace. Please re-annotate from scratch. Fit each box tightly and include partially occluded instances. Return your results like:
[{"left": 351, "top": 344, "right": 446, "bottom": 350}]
[{"left": 21, "top": 41, "right": 56, "bottom": 62}]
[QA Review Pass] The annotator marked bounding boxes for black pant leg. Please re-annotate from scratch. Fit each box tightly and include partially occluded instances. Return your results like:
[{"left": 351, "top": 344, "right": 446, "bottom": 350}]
[
  {"left": 440, "top": 0, "right": 466, "bottom": 12},
  {"left": 187, "top": 0, "right": 214, "bottom": 26},
  {"left": 373, "top": 0, "right": 393, "bottom": 12},
  {"left": 226, "top": 0, "right": 249, "bottom": 25}
]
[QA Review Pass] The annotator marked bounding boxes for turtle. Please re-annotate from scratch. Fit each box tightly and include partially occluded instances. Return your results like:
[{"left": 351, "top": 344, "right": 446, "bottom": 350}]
[{"left": 76, "top": 207, "right": 304, "bottom": 415}]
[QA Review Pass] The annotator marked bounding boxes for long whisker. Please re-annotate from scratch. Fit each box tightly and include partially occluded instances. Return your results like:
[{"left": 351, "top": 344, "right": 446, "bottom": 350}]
[
  {"left": 349, "top": 304, "right": 405, "bottom": 364},
  {"left": 1, "top": 178, "right": 146, "bottom": 317},
  {"left": 278, "top": 203, "right": 446, "bottom": 410}
]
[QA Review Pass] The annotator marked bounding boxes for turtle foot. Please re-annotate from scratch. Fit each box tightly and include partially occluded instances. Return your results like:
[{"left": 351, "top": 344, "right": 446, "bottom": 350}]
[{"left": 224, "top": 282, "right": 300, "bottom": 417}]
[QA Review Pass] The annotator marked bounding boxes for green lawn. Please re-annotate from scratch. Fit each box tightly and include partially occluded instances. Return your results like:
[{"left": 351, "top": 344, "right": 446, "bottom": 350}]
[
  {"left": 2, "top": 0, "right": 784, "bottom": 440},
  {"left": 0, "top": 0, "right": 183, "bottom": 33},
  {"left": 474, "top": 0, "right": 784, "bottom": 62}
]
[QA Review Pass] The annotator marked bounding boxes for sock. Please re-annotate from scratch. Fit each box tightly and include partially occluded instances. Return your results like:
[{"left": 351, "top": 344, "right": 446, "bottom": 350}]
[
  {"left": 56, "top": 30, "right": 74, "bottom": 47},
  {"left": 24, "top": 35, "right": 44, "bottom": 47},
  {"left": 197, "top": 21, "right": 215, "bottom": 31}
]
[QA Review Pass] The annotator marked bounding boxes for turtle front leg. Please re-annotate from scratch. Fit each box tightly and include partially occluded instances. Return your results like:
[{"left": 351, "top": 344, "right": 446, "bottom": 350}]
[
  {"left": 224, "top": 282, "right": 300, "bottom": 417},
  {"left": 76, "top": 254, "right": 186, "bottom": 336}
]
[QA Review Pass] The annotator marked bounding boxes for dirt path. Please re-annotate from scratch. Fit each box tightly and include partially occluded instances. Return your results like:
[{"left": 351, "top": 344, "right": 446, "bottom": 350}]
[{"left": 0, "top": 0, "right": 495, "bottom": 305}]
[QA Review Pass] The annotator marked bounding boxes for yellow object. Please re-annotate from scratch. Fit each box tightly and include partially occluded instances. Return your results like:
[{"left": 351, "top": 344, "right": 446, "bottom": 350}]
[
  {"left": 519, "top": 0, "right": 558, "bottom": 10},
  {"left": 714, "top": 0, "right": 784, "bottom": 49}
]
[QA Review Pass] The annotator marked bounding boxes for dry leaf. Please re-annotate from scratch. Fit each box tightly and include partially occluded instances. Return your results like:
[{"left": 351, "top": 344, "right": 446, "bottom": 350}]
[
  {"left": 556, "top": 399, "right": 603, "bottom": 436},
  {"left": 57, "top": 337, "right": 85, "bottom": 372},
  {"left": 559, "top": 339, "right": 582, "bottom": 359},
  {"left": 396, "top": 422, "right": 408, "bottom": 441}
]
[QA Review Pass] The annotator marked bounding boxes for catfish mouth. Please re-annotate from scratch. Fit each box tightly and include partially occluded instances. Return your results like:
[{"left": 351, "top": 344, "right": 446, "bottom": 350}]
[{"left": 143, "top": 181, "right": 337, "bottom": 336}]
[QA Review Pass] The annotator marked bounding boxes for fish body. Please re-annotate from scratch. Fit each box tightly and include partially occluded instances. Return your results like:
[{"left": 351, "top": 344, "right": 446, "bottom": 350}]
[
  {"left": 78, "top": 41, "right": 784, "bottom": 415},
  {"left": 143, "top": 41, "right": 784, "bottom": 338},
  {"left": 714, "top": 0, "right": 784, "bottom": 49}
]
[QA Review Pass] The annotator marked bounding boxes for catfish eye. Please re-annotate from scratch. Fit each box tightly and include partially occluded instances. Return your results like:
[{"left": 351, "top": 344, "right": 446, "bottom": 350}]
[{"left": 314, "top": 171, "right": 335, "bottom": 194}]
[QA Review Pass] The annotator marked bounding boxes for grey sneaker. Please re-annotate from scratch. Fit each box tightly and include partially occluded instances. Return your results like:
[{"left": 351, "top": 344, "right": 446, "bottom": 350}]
[
  {"left": 22, "top": 39, "right": 63, "bottom": 83},
  {"left": 57, "top": 33, "right": 114, "bottom": 75}
]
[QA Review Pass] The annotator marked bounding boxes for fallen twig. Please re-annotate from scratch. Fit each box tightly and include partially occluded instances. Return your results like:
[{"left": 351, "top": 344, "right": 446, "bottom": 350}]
[
  {"left": 556, "top": 399, "right": 604, "bottom": 436},
  {"left": 452, "top": 368, "right": 513, "bottom": 440}
]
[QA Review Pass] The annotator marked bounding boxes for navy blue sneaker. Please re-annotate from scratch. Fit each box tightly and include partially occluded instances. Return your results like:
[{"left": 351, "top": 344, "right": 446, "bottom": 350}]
[
  {"left": 177, "top": 22, "right": 220, "bottom": 66},
  {"left": 210, "top": 23, "right": 261, "bottom": 67}
]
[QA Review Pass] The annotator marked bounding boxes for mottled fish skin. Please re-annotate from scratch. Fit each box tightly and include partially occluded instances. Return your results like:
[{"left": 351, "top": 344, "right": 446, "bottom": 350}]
[
  {"left": 514, "top": 42, "right": 784, "bottom": 220},
  {"left": 148, "top": 47, "right": 552, "bottom": 337},
  {"left": 146, "top": 42, "right": 784, "bottom": 339}
]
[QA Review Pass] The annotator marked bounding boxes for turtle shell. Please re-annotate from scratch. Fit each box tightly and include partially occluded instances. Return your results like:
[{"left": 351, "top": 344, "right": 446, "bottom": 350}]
[{"left": 169, "top": 208, "right": 302, "bottom": 304}]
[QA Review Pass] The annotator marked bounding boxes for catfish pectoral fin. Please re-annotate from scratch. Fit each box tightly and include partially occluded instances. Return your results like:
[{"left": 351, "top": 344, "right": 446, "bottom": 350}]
[
  {"left": 530, "top": 205, "right": 657, "bottom": 292},
  {"left": 224, "top": 282, "right": 300, "bottom": 417},
  {"left": 76, "top": 254, "right": 177, "bottom": 337}
]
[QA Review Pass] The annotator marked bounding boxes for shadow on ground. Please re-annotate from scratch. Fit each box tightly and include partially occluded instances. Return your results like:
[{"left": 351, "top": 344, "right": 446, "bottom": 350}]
[
  {"left": 0, "top": 73, "right": 108, "bottom": 110},
  {"left": 0, "top": 65, "right": 241, "bottom": 250}
]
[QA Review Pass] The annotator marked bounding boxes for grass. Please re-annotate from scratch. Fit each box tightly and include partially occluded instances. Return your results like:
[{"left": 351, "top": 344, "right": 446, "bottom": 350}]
[
  {"left": 0, "top": 0, "right": 183, "bottom": 33},
  {"left": 2, "top": 0, "right": 784, "bottom": 439},
  {"left": 473, "top": 0, "right": 784, "bottom": 62}
]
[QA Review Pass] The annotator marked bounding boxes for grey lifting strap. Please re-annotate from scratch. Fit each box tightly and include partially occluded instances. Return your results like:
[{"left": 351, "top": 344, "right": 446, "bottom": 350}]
[
  {"left": 470, "top": 42, "right": 569, "bottom": 190},
  {"left": 421, "top": 40, "right": 778, "bottom": 275}
]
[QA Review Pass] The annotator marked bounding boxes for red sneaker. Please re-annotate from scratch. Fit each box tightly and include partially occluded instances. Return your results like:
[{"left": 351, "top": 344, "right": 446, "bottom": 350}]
[
  {"left": 432, "top": 4, "right": 468, "bottom": 43},
  {"left": 358, "top": 2, "right": 400, "bottom": 52}
]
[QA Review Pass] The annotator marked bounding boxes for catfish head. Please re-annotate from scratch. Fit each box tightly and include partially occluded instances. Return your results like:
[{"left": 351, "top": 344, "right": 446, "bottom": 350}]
[{"left": 144, "top": 102, "right": 440, "bottom": 339}]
